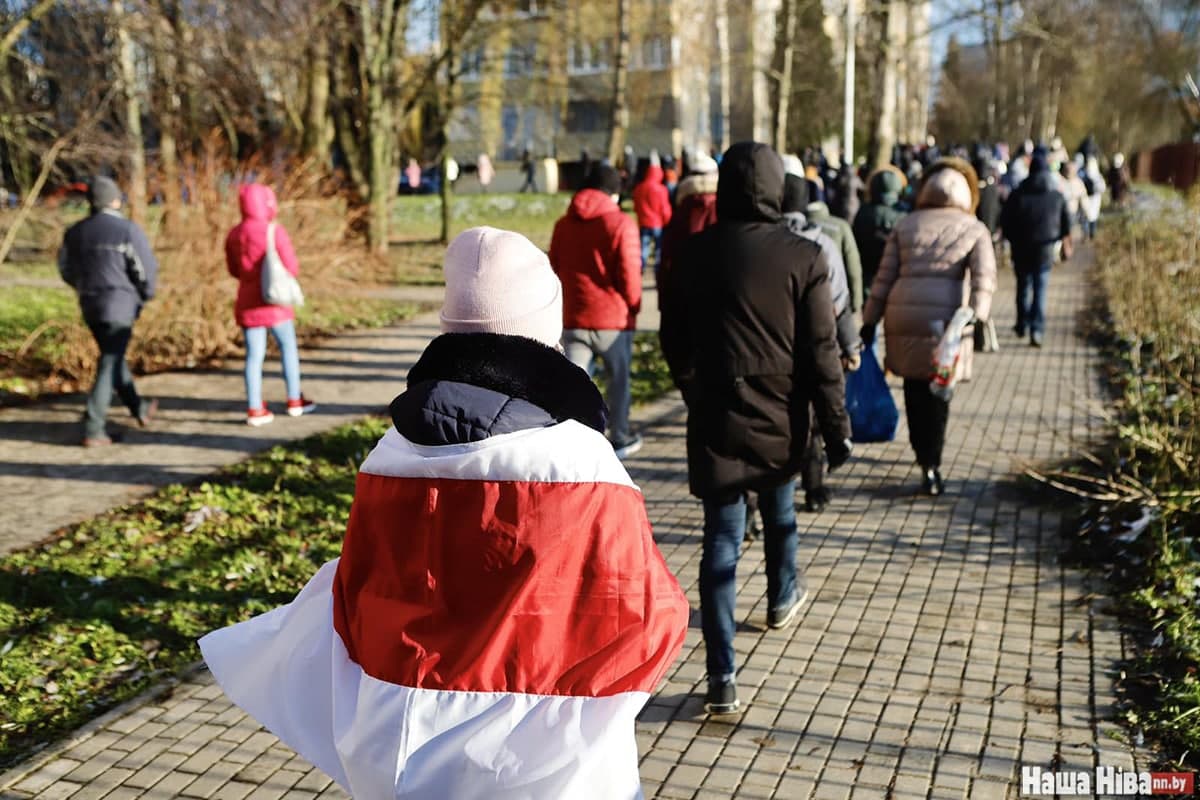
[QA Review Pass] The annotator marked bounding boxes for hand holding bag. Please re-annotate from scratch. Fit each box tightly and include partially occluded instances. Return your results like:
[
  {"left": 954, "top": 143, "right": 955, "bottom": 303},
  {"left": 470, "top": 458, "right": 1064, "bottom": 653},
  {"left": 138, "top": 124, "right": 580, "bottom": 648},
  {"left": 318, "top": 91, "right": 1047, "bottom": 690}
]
[
  {"left": 845, "top": 346, "right": 899, "bottom": 443},
  {"left": 261, "top": 222, "right": 305, "bottom": 307}
]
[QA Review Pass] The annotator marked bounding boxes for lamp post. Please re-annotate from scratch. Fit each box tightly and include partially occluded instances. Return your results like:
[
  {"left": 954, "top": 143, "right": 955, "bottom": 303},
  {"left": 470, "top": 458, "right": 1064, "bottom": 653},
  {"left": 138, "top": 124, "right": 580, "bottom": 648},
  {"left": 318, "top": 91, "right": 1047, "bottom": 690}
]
[{"left": 843, "top": 0, "right": 857, "bottom": 166}]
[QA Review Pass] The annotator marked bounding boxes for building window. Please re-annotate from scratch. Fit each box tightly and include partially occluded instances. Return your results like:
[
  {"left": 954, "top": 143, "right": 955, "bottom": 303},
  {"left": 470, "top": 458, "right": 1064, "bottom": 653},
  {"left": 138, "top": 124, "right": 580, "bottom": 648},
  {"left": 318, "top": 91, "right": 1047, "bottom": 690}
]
[
  {"left": 515, "top": 0, "right": 544, "bottom": 16},
  {"left": 567, "top": 100, "right": 605, "bottom": 133},
  {"left": 460, "top": 47, "right": 483, "bottom": 79}
]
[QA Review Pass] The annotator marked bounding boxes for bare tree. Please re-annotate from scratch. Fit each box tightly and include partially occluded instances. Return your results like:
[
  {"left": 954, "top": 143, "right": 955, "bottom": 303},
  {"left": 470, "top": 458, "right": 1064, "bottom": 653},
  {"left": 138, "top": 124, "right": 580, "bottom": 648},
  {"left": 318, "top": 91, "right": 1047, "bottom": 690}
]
[{"left": 606, "top": 0, "right": 630, "bottom": 164}]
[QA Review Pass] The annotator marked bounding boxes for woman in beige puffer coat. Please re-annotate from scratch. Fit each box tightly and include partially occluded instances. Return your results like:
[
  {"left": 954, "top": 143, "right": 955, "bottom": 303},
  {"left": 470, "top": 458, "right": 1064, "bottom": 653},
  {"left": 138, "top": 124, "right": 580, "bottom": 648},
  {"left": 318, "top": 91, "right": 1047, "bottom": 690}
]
[{"left": 861, "top": 158, "right": 997, "bottom": 496}]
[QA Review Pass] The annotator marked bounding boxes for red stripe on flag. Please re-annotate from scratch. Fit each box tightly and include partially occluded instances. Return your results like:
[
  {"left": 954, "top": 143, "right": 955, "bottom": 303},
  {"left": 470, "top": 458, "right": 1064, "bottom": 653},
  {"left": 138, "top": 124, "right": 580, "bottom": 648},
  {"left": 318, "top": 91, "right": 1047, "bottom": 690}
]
[{"left": 332, "top": 474, "right": 689, "bottom": 698}]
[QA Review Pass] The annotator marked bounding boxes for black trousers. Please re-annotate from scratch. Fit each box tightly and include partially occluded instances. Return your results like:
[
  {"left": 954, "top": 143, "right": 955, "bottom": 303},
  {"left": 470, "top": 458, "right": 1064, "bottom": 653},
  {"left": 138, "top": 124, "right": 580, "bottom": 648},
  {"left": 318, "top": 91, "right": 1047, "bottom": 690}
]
[
  {"left": 902, "top": 379, "right": 950, "bottom": 469},
  {"left": 84, "top": 319, "right": 143, "bottom": 438}
]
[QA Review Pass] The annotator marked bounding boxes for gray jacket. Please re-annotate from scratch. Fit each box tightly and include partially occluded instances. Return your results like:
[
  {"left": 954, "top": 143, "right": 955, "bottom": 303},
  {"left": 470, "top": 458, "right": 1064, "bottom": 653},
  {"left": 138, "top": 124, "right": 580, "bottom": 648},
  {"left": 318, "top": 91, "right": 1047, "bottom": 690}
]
[
  {"left": 784, "top": 211, "right": 859, "bottom": 359},
  {"left": 59, "top": 209, "right": 158, "bottom": 324}
]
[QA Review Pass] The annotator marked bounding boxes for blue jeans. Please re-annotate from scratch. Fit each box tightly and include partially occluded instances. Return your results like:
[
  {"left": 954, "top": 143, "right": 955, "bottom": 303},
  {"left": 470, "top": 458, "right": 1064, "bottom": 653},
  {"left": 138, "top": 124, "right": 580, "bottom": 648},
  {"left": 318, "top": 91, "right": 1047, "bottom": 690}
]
[
  {"left": 562, "top": 329, "right": 633, "bottom": 442},
  {"left": 639, "top": 227, "right": 662, "bottom": 275},
  {"left": 1014, "top": 261, "right": 1052, "bottom": 336},
  {"left": 700, "top": 481, "right": 799, "bottom": 683},
  {"left": 244, "top": 320, "right": 301, "bottom": 410}
]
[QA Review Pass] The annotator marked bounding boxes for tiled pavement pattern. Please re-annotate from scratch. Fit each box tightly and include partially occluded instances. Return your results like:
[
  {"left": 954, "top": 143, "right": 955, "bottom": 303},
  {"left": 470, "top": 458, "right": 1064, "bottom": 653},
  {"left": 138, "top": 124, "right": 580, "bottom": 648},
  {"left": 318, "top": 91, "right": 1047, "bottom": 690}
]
[{"left": 1, "top": 251, "right": 1141, "bottom": 798}]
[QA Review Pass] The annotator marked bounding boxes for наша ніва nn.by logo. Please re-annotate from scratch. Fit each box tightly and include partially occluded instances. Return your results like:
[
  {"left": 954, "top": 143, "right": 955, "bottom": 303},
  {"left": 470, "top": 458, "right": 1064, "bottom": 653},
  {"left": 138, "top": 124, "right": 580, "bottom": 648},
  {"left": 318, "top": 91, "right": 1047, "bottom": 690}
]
[{"left": 1021, "top": 766, "right": 1194, "bottom": 795}]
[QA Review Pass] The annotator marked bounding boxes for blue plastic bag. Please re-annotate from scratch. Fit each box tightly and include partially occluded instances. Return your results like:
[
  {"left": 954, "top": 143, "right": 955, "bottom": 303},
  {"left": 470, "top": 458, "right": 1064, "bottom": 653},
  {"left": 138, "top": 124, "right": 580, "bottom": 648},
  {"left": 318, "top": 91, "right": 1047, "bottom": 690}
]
[{"left": 844, "top": 347, "right": 899, "bottom": 443}]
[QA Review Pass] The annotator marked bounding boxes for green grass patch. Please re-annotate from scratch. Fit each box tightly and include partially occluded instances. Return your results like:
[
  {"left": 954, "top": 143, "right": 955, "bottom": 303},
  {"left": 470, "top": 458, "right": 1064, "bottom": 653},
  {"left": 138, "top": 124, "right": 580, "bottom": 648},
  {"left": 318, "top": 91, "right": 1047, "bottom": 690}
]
[
  {"left": 1064, "top": 187, "right": 1200, "bottom": 767},
  {"left": 0, "top": 416, "right": 390, "bottom": 767},
  {"left": 296, "top": 298, "right": 422, "bottom": 335},
  {"left": 0, "top": 286, "right": 78, "bottom": 366}
]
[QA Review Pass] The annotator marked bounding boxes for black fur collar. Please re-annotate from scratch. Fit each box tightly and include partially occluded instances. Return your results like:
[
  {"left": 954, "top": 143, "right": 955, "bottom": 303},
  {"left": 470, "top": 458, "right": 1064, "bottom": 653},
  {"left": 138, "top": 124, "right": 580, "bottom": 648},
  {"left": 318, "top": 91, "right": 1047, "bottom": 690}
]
[{"left": 400, "top": 333, "right": 607, "bottom": 433}]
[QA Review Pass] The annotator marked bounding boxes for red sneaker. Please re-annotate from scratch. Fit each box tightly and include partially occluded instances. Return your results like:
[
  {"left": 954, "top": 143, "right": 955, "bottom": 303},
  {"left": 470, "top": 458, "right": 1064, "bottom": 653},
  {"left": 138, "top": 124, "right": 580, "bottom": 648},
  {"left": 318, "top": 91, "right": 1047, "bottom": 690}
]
[
  {"left": 286, "top": 395, "right": 317, "bottom": 417},
  {"left": 246, "top": 406, "right": 275, "bottom": 427}
]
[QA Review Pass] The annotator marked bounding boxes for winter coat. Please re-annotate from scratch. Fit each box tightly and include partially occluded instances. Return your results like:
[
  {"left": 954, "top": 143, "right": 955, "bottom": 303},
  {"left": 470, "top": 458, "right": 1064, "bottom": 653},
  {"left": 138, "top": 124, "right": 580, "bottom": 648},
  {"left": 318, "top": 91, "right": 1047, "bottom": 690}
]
[
  {"left": 200, "top": 332, "right": 689, "bottom": 800},
  {"left": 863, "top": 159, "right": 997, "bottom": 382},
  {"left": 852, "top": 167, "right": 907, "bottom": 292},
  {"left": 659, "top": 142, "right": 850, "bottom": 499},
  {"left": 659, "top": 172, "right": 718, "bottom": 292},
  {"left": 805, "top": 201, "right": 864, "bottom": 312},
  {"left": 999, "top": 170, "right": 1072, "bottom": 268},
  {"left": 632, "top": 165, "right": 673, "bottom": 230},
  {"left": 976, "top": 181, "right": 1002, "bottom": 234},
  {"left": 783, "top": 211, "right": 860, "bottom": 359},
  {"left": 548, "top": 189, "right": 642, "bottom": 331},
  {"left": 225, "top": 184, "right": 300, "bottom": 329},
  {"left": 58, "top": 208, "right": 158, "bottom": 324}
]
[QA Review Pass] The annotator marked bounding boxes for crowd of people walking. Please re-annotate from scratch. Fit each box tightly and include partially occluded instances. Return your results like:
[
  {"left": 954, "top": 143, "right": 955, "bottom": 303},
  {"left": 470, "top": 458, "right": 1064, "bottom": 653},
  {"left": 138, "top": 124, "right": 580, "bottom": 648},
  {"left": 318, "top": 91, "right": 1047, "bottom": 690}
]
[{"left": 52, "top": 130, "right": 1128, "bottom": 796}]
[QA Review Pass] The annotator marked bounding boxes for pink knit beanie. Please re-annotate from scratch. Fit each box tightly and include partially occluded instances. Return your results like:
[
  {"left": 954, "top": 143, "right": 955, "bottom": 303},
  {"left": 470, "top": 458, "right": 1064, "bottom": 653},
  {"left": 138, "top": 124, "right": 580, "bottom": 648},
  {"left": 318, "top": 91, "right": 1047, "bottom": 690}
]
[{"left": 440, "top": 226, "right": 563, "bottom": 348}]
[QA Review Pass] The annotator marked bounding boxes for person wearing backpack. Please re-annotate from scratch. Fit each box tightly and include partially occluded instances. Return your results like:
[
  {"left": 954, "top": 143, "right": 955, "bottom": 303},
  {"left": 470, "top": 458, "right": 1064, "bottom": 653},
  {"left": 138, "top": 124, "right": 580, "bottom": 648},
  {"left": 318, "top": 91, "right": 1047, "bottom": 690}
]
[{"left": 225, "top": 184, "right": 315, "bottom": 426}]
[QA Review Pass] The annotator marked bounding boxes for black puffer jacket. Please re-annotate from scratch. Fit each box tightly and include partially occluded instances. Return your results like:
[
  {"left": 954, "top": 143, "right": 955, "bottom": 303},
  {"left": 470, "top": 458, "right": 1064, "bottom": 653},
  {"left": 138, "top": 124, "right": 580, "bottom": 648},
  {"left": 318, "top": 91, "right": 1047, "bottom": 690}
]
[
  {"left": 999, "top": 169, "right": 1071, "bottom": 266},
  {"left": 660, "top": 142, "right": 850, "bottom": 499}
]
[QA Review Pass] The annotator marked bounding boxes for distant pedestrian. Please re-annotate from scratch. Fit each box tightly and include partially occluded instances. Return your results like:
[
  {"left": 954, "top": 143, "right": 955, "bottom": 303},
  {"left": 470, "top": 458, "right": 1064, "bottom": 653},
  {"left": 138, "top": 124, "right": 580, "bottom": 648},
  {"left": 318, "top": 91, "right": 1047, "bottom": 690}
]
[
  {"left": 404, "top": 159, "right": 422, "bottom": 192},
  {"left": 974, "top": 157, "right": 1002, "bottom": 237},
  {"left": 632, "top": 151, "right": 673, "bottom": 279},
  {"left": 200, "top": 226, "right": 689, "bottom": 799},
  {"left": 548, "top": 164, "right": 643, "bottom": 459},
  {"left": 1059, "top": 161, "right": 1088, "bottom": 232},
  {"left": 660, "top": 142, "right": 852, "bottom": 716},
  {"left": 830, "top": 161, "right": 861, "bottom": 221},
  {"left": 1080, "top": 156, "right": 1106, "bottom": 239},
  {"left": 444, "top": 156, "right": 459, "bottom": 186},
  {"left": 519, "top": 149, "right": 538, "bottom": 193},
  {"left": 999, "top": 150, "right": 1073, "bottom": 348},
  {"left": 1108, "top": 153, "right": 1131, "bottom": 207},
  {"left": 659, "top": 151, "right": 718, "bottom": 298},
  {"left": 861, "top": 158, "right": 997, "bottom": 496},
  {"left": 225, "top": 184, "right": 316, "bottom": 426},
  {"left": 806, "top": 180, "right": 864, "bottom": 313},
  {"left": 57, "top": 176, "right": 159, "bottom": 447},
  {"left": 781, "top": 160, "right": 862, "bottom": 514},
  {"left": 852, "top": 165, "right": 908, "bottom": 292},
  {"left": 476, "top": 153, "right": 494, "bottom": 192}
]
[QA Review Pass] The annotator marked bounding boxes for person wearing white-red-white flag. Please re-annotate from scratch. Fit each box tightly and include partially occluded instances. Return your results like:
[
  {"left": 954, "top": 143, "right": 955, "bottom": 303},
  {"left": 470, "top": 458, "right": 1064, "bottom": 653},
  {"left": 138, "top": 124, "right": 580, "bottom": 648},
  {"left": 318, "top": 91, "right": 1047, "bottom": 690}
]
[{"left": 199, "top": 227, "right": 690, "bottom": 800}]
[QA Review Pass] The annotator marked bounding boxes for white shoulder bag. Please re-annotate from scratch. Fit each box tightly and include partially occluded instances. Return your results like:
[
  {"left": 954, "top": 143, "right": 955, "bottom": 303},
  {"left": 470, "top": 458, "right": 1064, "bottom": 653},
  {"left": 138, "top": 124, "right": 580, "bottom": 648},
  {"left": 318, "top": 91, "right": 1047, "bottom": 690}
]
[{"left": 261, "top": 222, "right": 305, "bottom": 307}]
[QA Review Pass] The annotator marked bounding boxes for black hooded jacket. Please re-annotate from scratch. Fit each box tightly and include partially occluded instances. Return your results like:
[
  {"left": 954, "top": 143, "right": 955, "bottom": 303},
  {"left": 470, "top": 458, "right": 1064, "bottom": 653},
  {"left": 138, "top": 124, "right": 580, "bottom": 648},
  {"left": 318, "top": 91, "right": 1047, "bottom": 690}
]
[
  {"left": 999, "top": 168, "right": 1071, "bottom": 266},
  {"left": 659, "top": 142, "right": 850, "bottom": 499}
]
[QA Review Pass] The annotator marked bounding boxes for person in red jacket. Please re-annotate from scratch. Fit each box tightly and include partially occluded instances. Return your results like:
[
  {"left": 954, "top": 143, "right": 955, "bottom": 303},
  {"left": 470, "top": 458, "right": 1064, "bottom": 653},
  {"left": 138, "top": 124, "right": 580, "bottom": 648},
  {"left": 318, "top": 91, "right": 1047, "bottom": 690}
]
[
  {"left": 632, "top": 151, "right": 673, "bottom": 281},
  {"left": 225, "top": 183, "right": 315, "bottom": 426},
  {"left": 658, "top": 150, "right": 719, "bottom": 302},
  {"left": 549, "top": 163, "right": 643, "bottom": 459}
]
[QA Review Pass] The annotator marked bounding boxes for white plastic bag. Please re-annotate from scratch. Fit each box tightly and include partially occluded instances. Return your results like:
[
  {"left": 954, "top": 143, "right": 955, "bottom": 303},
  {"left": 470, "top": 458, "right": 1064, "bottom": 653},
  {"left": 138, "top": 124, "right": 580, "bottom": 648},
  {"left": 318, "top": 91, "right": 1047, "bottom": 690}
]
[
  {"left": 261, "top": 222, "right": 305, "bottom": 307},
  {"left": 930, "top": 307, "right": 976, "bottom": 400}
]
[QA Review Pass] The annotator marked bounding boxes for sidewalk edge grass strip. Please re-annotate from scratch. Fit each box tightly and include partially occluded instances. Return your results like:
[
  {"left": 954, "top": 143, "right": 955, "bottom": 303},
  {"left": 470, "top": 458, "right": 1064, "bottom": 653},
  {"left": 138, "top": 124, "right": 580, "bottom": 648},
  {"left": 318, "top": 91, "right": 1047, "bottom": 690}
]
[
  {"left": 1063, "top": 193, "right": 1200, "bottom": 768},
  {"left": 0, "top": 334, "right": 675, "bottom": 768},
  {"left": 0, "top": 415, "right": 391, "bottom": 769}
]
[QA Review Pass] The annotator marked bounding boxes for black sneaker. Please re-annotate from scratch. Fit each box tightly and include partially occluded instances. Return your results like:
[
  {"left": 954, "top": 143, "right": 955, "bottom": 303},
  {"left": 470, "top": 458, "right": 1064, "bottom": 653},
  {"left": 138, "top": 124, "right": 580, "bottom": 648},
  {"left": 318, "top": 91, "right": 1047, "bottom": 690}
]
[
  {"left": 612, "top": 433, "right": 643, "bottom": 460},
  {"left": 921, "top": 468, "right": 944, "bottom": 496},
  {"left": 767, "top": 578, "right": 809, "bottom": 629},
  {"left": 805, "top": 487, "right": 831, "bottom": 513},
  {"left": 704, "top": 679, "right": 740, "bottom": 715}
]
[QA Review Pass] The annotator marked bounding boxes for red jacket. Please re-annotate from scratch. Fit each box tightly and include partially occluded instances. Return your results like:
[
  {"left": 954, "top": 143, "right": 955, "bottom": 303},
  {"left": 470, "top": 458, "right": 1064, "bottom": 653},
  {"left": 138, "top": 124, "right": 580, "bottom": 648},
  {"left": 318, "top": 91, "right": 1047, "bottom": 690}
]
[
  {"left": 549, "top": 189, "right": 641, "bottom": 331},
  {"left": 225, "top": 184, "right": 300, "bottom": 329},
  {"left": 632, "top": 165, "right": 673, "bottom": 230}
]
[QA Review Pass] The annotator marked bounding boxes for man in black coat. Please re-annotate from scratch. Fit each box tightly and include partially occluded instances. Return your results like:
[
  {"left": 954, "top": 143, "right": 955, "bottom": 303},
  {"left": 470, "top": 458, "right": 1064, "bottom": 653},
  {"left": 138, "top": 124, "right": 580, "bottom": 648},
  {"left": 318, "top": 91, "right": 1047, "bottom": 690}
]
[
  {"left": 659, "top": 142, "right": 852, "bottom": 715},
  {"left": 58, "top": 176, "right": 159, "bottom": 446},
  {"left": 999, "top": 150, "right": 1072, "bottom": 347}
]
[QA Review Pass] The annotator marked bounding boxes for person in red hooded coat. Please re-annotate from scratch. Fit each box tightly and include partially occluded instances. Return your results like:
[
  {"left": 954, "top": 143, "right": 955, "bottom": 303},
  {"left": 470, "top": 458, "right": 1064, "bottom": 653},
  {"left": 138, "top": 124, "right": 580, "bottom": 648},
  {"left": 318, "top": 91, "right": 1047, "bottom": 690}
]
[
  {"left": 632, "top": 151, "right": 673, "bottom": 280},
  {"left": 225, "top": 183, "right": 315, "bottom": 426}
]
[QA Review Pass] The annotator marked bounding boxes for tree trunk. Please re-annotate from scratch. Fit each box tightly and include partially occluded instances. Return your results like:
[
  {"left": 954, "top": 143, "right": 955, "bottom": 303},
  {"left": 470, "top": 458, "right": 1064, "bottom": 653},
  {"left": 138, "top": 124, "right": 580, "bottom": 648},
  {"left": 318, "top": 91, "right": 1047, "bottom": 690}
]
[
  {"left": 366, "top": 78, "right": 392, "bottom": 254},
  {"left": 989, "top": 0, "right": 1004, "bottom": 139},
  {"left": 150, "top": 4, "right": 180, "bottom": 230},
  {"left": 772, "top": 0, "right": 796, "bottom": 152},
  {"left": 872, "top": 0, "right": 898, "bottom": 170},
  {"left": 301, "top": 32, "right": 332, "bottom": 162},
  {"left": 606, "top": 0, "right": 630, "bottom": 164},
  {"left": 113, "top": 0, "right": 146, "bottom": 224}
]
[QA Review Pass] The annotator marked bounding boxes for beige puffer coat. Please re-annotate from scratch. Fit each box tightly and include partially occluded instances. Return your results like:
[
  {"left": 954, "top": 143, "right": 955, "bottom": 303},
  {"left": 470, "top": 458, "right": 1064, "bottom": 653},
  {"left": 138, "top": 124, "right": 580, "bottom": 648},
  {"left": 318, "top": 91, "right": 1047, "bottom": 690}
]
[{"left": 862, "top": 159, "right": 997, "bottom": 381}]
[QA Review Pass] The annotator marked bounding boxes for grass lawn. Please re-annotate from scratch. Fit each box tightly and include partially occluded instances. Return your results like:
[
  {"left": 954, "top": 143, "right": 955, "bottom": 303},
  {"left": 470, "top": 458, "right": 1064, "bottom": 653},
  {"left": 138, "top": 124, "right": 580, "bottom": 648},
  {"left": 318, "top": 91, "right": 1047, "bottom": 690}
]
[{"left": 0, "top": 330, "right": 675, "bottom": 767}]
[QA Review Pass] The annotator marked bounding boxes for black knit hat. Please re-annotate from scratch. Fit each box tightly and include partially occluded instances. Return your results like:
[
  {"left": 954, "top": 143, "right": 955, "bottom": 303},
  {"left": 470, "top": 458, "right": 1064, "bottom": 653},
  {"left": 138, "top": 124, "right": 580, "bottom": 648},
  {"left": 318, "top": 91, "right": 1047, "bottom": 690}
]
[
  {"left": 87, "top": 176, "right": 121, "bottom": 210},
  {"left": 584, "top": 164, "right": 622, "bottom": 196},
  {"left": 781, "top": 173, "right": 810, "bottom": 213}
]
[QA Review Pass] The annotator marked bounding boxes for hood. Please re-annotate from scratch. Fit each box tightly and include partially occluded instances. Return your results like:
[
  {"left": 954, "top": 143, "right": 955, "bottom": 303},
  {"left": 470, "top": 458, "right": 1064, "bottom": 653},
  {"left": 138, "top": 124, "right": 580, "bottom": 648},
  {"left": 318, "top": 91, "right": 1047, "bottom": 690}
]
[
  {"left": 716, "top": 142, "right": 784, "bottom": 223},
  {"left": 867, "top": 166, "right": 906, "bottom": 205},
  {"left": 640, "top": 165, "right": 664, "bottom": 185},
  {"left": 568, "top": 188, "right": 620, "bottom": 221},
  {"left": 915, "top": 158, "right": 979, "bottom": 214},
  {"left": 674, "top": 172, "right": 719, "bottom": 205},
  {"left": 1022, "top": 170, "right": 1058, "bottom": 193},
  {"left": 238, "top": 183, "right": 278, "bottom": 222},
  {"left": 781, "top": 173, "right": 810, "bottom": 214}
]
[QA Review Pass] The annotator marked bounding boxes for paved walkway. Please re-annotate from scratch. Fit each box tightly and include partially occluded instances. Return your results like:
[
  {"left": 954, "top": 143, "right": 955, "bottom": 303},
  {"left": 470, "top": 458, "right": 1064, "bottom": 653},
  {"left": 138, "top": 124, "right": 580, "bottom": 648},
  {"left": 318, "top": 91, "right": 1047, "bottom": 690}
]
[{"left": 1, "top": 253, "right": 1140, "bottom": 798}]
